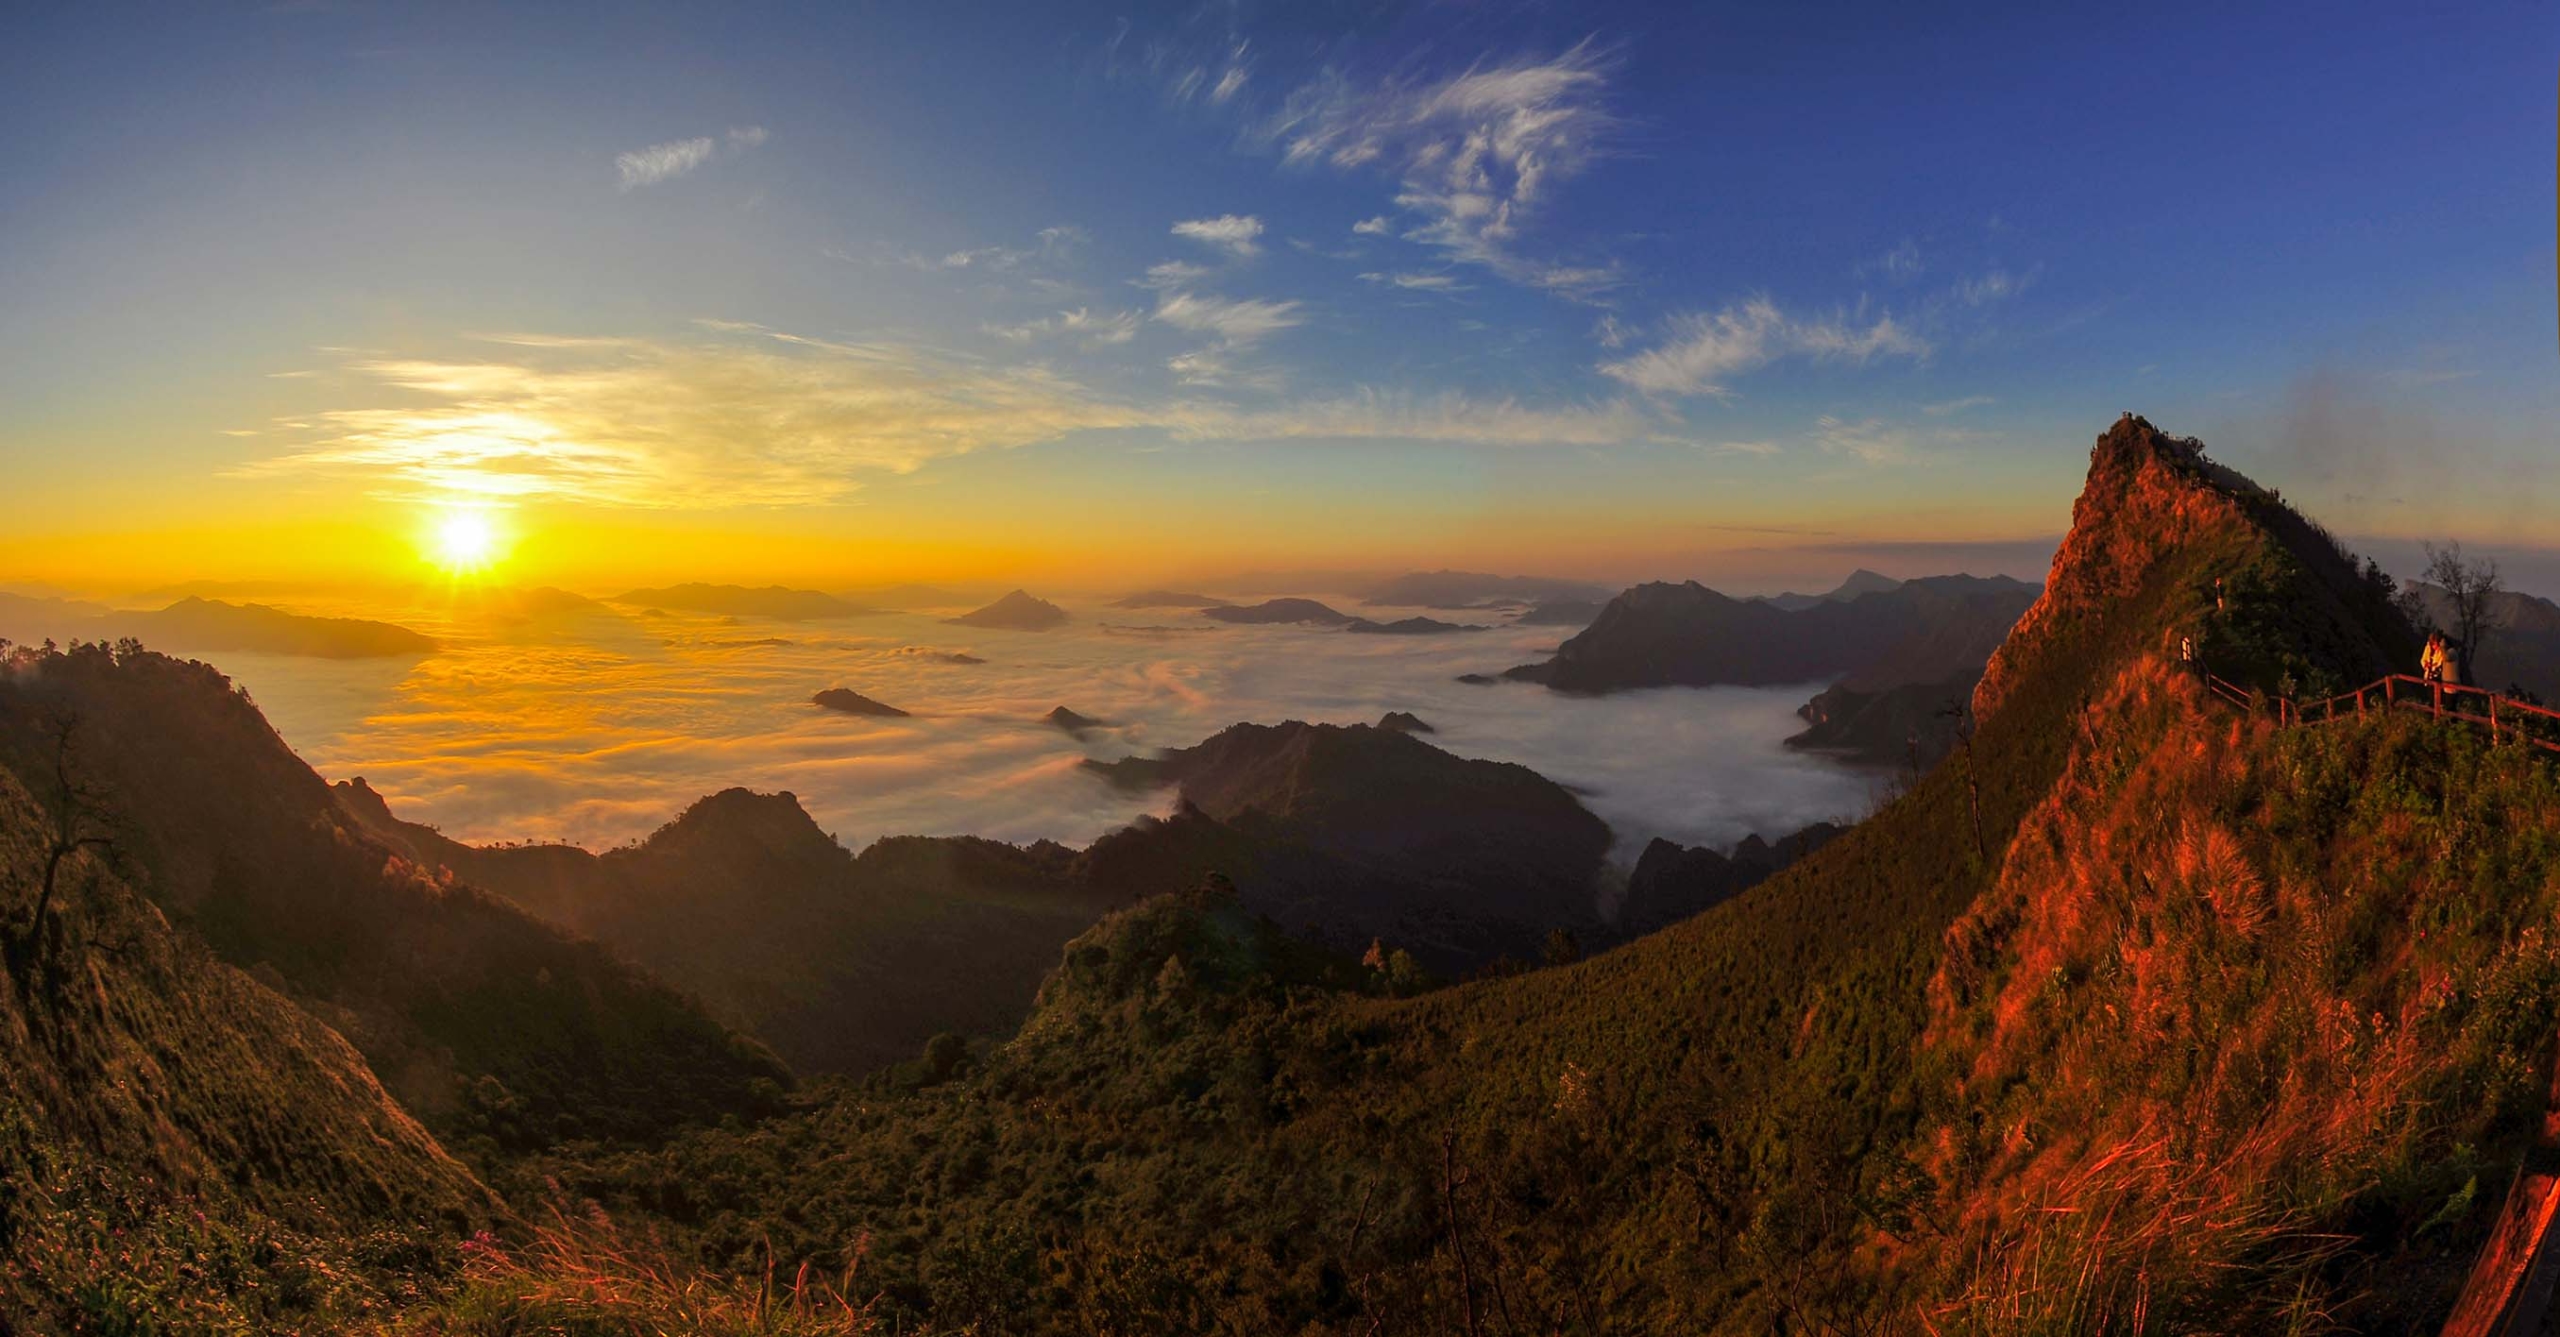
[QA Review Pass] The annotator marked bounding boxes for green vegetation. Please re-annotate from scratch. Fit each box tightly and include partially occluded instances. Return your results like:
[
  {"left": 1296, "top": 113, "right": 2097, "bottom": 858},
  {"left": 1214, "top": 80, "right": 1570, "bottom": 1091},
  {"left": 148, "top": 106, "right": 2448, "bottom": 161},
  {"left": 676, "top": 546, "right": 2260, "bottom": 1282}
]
[{"left": 0, "top": 419, "right": 2548, "bottom": 1333}]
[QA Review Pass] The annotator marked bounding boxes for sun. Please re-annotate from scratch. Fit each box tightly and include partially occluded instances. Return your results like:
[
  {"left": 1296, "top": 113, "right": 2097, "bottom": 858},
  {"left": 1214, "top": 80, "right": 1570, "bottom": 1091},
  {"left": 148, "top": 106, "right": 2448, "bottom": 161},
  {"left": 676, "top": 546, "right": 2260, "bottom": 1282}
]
[{"left": 426, "top": 509, "right": 506, "bottom": 576}]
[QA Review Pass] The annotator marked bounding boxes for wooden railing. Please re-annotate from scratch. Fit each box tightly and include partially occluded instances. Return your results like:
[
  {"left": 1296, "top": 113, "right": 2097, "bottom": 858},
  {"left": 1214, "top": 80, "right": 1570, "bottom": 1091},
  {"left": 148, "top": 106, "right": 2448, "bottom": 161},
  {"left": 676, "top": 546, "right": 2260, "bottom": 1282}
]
[{"left": 2197, "top": 669, "right": 2560, "bottom": 755}]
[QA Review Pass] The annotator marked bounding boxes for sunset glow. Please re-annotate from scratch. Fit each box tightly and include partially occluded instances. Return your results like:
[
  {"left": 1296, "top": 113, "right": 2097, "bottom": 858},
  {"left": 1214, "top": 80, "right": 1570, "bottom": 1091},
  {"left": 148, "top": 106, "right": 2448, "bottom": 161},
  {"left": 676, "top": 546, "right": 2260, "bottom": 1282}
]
[
  {"left": 427, "top": 510, "right": 505, "bottom": 577},
  {"left": 1, "top": 6, "right": 2554, "bottom": 1331}
]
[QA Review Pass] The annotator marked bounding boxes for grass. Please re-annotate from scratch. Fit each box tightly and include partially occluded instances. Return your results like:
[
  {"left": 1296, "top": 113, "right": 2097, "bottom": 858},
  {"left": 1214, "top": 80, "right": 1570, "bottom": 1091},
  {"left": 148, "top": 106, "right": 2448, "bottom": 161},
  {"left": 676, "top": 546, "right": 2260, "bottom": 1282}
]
[{"left": 381, "top": 1200, "right": 882, "bottom": 1337}]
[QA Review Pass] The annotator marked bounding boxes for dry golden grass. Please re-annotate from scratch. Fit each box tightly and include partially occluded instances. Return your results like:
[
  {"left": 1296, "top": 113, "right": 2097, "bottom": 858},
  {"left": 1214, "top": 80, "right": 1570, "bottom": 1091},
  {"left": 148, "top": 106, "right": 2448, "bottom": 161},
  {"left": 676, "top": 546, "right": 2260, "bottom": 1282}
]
[{"left": 386, "top": 1198, "right": 883, "bottom": 1336}]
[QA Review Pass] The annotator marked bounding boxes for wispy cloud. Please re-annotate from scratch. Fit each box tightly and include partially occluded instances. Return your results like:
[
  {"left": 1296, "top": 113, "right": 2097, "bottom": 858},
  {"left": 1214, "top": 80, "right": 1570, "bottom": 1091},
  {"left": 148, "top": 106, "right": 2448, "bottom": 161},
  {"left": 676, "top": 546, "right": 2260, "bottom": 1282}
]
[
  {"left": 1171, "top": 214, "right": 1265, "bottom": 257},
  {"left": 1163, "top": 388, "right": 1660, "bottom": 449},
  {"left": 616, "top": 125, "right": 768, "bottom": 190},
  {"left": 984, "top": 307, "right": 1141, "bottom": 347},
  {"left": 1861, "top": 239, "right": 1923, "bottom": 282},
  {"left": 1596, "top": 298, "right": 1929, "bottom": 398},
  {"left": 246, "top": 322, "right": 1706, "bottom": 505},
  {"left": 1953, "top": 267, "right": 2033, "bottom": 306},
  {"left": 240, "top": 326, "right": 1155, "bottom": 506},
  {"left": 1359, "top": 271, "right": 1470, "bottom": 293},
  {"left": 1806, "top": 414, "right": 1987, "bottom": 467},
  {"left": 1921, "top": 394, "right": 1994, "bottom": 416},
  {"left": 901, "top": 224, "right": 1088, "bottom": 277},
  {"left": 1135, "top": 260, "right": 1213, "bottom": 291},
  {"left": 1351, "top": 215, "right": 1392, "bottom": 236},
  {"left": 1252, "top": 42, "right": 1624, "bottom": 299},
  {"left": 1153, "top": 291, "right": 1303, "bottom": 346}
]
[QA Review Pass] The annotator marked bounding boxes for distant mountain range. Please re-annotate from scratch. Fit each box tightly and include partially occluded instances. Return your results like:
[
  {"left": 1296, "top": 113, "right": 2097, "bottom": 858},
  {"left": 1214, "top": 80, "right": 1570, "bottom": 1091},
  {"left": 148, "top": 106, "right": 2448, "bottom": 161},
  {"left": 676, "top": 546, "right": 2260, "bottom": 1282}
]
[
  {"left": 1493, "top": 572, "right": 2042, "bottom": 765},
  {"left": 0, "top": 592, "right": 436, "bottom": 659},
  {"left": 1509, "top": 598, "right": 1608, "bottom": 627},
  {"left": 948, "top": 588, "right": 1070, "bottom": 630},
  {"left": 615, "top": 583, "right": 881, "bottom": 620},
  {"left": 1754, "top": 567, "right": 1904, "bottom": 611},
  {"left": 1345, "top": 615, "right": 1483, "bottom": 635},
  {"left": 1504, "top": 574, "right": 2039, "bottom": 694},
  {"left": 1201, "top": 597, "right": 1354, "bottom": 626},
  {"left": 1360, "top": 569, "right": 1612, "bottom": 609}
]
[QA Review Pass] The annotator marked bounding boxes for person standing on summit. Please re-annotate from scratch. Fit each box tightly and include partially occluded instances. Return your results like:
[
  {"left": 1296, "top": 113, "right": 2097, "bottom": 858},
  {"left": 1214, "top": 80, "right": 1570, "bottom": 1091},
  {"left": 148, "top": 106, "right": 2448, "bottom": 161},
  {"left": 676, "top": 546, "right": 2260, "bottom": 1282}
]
[{"left": 2421, "top": 630, "right": 2454, "bottom": 686}]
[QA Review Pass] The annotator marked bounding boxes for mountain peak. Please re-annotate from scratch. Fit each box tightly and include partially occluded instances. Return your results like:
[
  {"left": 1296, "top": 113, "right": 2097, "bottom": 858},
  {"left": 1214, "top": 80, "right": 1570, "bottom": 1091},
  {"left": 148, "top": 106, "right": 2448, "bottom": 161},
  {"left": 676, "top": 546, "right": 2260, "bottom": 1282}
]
[
  {"left": 1973, "top": 414, "right": 2414, "bottom": 723},
  {"left": 948, "top": 589, "right": 1069, "bottom": 630}
]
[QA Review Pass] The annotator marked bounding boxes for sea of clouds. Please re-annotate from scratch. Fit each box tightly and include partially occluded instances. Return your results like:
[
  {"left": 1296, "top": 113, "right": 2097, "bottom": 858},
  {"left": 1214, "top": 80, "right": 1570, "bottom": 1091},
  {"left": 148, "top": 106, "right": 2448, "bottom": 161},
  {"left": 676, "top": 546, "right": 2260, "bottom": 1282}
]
[{"left": 169, "top": 594, "right": 1883, "bottom": 863}]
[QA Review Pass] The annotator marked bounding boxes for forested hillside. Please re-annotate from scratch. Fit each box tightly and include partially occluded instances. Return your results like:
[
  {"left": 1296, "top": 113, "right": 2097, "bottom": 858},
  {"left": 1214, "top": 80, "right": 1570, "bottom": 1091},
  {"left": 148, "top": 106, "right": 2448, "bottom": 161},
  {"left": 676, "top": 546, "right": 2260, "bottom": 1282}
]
[
  {"left": 0, "top": 417, "right": 2547, "bottom": 1335},
  {"left": 537, "top": 417, "right": 2534, "bottom": 1333}
]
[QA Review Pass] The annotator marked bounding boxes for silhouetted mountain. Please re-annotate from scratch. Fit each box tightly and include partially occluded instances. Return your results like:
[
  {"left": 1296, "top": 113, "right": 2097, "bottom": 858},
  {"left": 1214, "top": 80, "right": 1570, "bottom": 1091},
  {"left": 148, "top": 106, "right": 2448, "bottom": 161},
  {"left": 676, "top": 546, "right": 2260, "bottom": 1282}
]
[
  {"left": 1344, "top": 615, "right": 1483, "bottom": 634},
  {"left": 1502, "top": 573, "right": 2039, "bottom": 696},
  {"left": 1758, "top": 567, "right": 1903, "bottom": 611},
  {"left": 0, "top": 644, "right": 785, "bottom": 1152},
  {"left": 1787, "top": 675, "right": 1981, "bottom": 767},
  {"left": 615, "top": 583, "right": 877, "bottom": 620},
  {"left": 1618, "top": 821, "right": 1844, "bottom": 934},
  {"left": 0, "top": 590, "right": 112, "bottom": 640},
  {"left": 1200, "top": 597, "right": 1352, "bottom": 626},
  {"left": 97, "top": 598, "right": 436, "bottom": 658},
  {"left": 337, "top": 780, "right": 1122, "bottom": 1076},
  {"left": 1375, "top": 710, "right": 1434, "bottom": 733},
  {"left": 1362, "top": 570, "right": 1611, "bottom": 609},
  {"left": 813, "top": 687, "right": 910, "bottom": 717},
  {"left": 1509, "top": 598, "right": 1606, "bottom": 627},
  {"left": 947, "top": 589, "right": 1069, "bottom": 630},
  {"left": 1082, "top": 719, "right": 1612, "bottom": 966},
  {"left": 2410, "top": 581, "right": 2560, "bottom": 699},
  {"left": 1113, "top": 589, "right": 1227, "bottom": 608},
  {"left": 1046, "top": 705, "right": 1103, "bottom": 736}
]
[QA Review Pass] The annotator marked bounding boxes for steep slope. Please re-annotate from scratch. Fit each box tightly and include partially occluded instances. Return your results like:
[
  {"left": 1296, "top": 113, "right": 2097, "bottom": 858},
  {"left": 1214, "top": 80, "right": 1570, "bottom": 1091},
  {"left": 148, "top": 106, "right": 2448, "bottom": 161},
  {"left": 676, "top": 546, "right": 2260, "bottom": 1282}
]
[
  {"left": 0, "top": 644, "right": 787, "bottom": 1151},
  {"left": 562, "top": 416, "right": 2483, "bottom": 1335},
  {"left": 1902, "top": 654, "right": 2556, "bottom": 1330},
  {"left": 0, "top": 758, "right": 492, "bottom": 1329}
]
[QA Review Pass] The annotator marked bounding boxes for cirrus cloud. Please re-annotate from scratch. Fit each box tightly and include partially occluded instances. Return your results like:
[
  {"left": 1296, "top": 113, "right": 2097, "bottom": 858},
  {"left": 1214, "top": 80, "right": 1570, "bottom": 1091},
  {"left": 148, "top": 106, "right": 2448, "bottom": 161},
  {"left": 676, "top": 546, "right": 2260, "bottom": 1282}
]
[
  {"left": 616, "top": 125, "right": 769, "bottom": 190},
  {"left": 1597, "top": 298, "right": 1929, "bottom": 399}
]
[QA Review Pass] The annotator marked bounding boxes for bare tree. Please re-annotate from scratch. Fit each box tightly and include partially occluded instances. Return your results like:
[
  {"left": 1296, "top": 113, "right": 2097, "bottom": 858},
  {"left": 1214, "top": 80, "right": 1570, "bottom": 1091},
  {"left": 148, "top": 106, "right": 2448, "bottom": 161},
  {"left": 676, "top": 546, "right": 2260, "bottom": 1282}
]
[
  {"left": 21, "top": 713, "right": 118, "bottom": 947},
  {"left": 2424, "top": 541, "right": 2505, "bottom": 684}
]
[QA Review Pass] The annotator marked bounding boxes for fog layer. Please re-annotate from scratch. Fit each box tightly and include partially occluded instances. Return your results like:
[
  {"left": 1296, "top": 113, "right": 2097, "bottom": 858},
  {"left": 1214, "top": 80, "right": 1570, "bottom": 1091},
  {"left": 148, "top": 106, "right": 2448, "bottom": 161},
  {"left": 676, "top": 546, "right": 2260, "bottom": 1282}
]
[{"left": 163, "top": 595, "right": 1882, "bottom": 860}]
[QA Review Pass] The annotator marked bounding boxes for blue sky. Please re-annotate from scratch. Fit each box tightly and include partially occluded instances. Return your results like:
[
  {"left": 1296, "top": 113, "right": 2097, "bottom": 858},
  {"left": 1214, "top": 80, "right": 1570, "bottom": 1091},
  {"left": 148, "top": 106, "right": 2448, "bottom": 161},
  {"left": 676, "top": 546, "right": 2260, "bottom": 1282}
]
[{"left": 1, "top": 0, "right": 2552, "bottom": 594}]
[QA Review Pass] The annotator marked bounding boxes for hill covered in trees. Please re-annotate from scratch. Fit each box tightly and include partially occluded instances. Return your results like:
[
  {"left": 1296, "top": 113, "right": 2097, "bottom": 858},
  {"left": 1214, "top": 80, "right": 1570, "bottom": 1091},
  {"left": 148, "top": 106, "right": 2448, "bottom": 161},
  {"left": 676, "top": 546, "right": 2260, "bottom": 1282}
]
[{"left": 2, "top": 416, "right": 2552, "bottom": 1334}]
